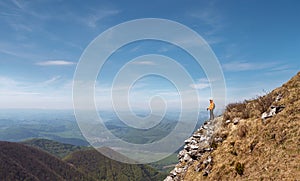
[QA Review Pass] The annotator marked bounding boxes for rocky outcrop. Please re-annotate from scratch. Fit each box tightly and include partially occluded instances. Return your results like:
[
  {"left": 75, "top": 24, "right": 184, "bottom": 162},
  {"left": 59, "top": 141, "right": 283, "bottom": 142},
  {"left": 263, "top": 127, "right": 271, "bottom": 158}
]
[
  {"left": 261, "top": 94, "right": 285, "bottom": 120},
  {"left": 164, "top": 117, "right": 223, "bottom": 181}
]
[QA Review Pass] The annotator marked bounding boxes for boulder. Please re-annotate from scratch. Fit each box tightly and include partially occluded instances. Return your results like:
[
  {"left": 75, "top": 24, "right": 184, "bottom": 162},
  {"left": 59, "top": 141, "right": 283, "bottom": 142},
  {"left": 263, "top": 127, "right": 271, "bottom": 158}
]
[
  {"left": 193, "top": 133, "right": 202, "bottom": 138},
  {"left": 170, "top": 170, "right": 177, "bottom": 176},
  {"left": 200, "top": 136, "right": 207, "bottom": 142},
  {"left": 184, "top": 138, "right": 192, "bottom": 144},
  {"left": 174, "top": 167, "right": 183, "bottom": 174},
  {"left": 225, "top": 120, "right": 231, "bottom": 124},
  {"left": 184, "top": 145, "right": 190, "bottom": 151},
  {"left": 261, "top": 105, "right": 285, "bottom": 119},
  {"left": 183, "top": 153, "right": 191, "bottom": 162},
  {"left": 275, "top": 94, "right": 282, "bottom": 102},
  {"left": 164, "top": 176, "right": 174, "bottom": 181},
  {"left": 190, "top": 144, "right": 199, "bottom": 150},
  {"left": 233, "top": 118, "right": 239, "bottom": 125}
]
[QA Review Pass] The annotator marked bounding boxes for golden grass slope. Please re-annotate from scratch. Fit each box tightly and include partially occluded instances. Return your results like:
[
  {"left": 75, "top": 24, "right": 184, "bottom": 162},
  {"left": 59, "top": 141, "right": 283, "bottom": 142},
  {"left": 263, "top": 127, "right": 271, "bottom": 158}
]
[{"left": 185, "top": 71, "right": 300, "bottom": 180}]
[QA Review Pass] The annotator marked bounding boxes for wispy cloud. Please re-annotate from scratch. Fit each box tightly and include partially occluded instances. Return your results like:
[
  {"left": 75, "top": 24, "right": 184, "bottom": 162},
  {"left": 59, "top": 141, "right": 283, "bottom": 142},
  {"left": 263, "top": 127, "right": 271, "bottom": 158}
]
[
  {"left": 0, "top": 90, "right": 40, "bottom": 96},
  {"left": 0, "top": 75, "right": 73, "bottom": 109},
  {"left": 222, "top": 61, "right": 278, "bottom": 72},
  {"left": 36, "top": 60, "right": 76, "bottom": 66},
  {"left": 130, "top": 61, "right": 157, "bottom": 65},
  {"left": 187, "top": 2, "right": 224, "bottom": 35},
  {"left": 11, "top": 0, "right": 25, "bottom": 10},
  {"left": 0, "top": 76, "right": 19, "bottom": 88},
  {"left": 80, "top": 8, "right": 120, "bottom": 28},
  {"left": 189, "top": 78, "right": 211, "bottom": 90},
  {"left": 189, "top": 10, "right": 221, "bottom": 29},
  {"left": 42, "top": 76, "right": 61, "bottom": 85}
]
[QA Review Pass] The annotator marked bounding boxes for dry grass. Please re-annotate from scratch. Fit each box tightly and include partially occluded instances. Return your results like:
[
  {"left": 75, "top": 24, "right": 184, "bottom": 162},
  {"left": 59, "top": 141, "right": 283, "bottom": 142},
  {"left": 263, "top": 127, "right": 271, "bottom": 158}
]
[
  {"left": 184, "top": 71, "right": 300, "bottom": 180},
  {"left": 223, "top": 90, "right": 276, "bottom": 121},
  {"left": 237, "top": 125, "right": 248, "bottom": 138}
]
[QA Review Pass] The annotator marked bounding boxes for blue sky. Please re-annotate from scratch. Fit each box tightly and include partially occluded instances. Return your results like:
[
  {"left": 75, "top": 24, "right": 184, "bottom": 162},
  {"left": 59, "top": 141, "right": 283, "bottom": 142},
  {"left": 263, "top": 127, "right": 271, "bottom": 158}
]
[{"left": 0, "top": 0, "right": 299, "bottom": 110}]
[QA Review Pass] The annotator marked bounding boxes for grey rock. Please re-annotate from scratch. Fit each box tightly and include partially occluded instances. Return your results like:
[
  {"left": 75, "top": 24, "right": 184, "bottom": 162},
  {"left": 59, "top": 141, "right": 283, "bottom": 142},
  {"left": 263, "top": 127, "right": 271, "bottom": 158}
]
[
  {"left": 261, "top": 112, "right": 269, "bottom": 119},
  {"left": 190, "top": 144, "right": 199, "bottom": 150},
  {"left": 225, "top": 119, "right": 231, "bottom": 124},
  {"left": 203, "top": 157, "right": 211, "bottom": 165},
  {"left": 275, "top": 94, "right": 282, "bottom": 102},
  {"left": 183, "top": 153, "right": 191, "bottom": 162},
  {"left": 164, "top": 117, "right": 223, "bottom": 180},
  {"left": 191, "top": 139, "right": 198, "bottom": 144},
  {"left": 183, "top": 165, "right": 189, "bottom": 171},
  {"left": 198, "top": 127, "right": 203, "bottom": 132},
  {"left": 184, "top": 145, "right": 190, "bottom": 151},
  {"left": 174, "top": 167, "right": 183, "bottom": 174},
  {"left": 262, "top": 107, "right": 276, "bottom": 119},
  {"left": 204, "top": 147, "right": 212, "bottom": 152},
  {"left": 184, "top": 138, "right": 192, "bottom": 144},
  {"left": 200, "top": 136, "right": 207, "bottom": 142},
  {"left": 214, "top": 137, "right": 223, "bottom": 142},
  {"left": 170, "top": 170, "right": 177, "bottom": 176},
  {"left": 195, "top": 166, "right": 201, "bottom": 172},
  {"left": 193, "top": 133, "right": 202, "bottom": 138},
  {"left": 262, "top": 104, "right": 285, "bottom": 119},
  {"left": 177, "top": 150, "right": 186, "bottom": 159},
  {"left": 164, "top": 176, "right": 174, "bottom": 181},
  {"left": 188, "top": 149, "right": 198, "bottom": 156},
  {"left": 202, "top": 170, "right": 209, "bottom": 176},
  {"left": 233, "top": 118, "right": 239, "bottom": 125}
]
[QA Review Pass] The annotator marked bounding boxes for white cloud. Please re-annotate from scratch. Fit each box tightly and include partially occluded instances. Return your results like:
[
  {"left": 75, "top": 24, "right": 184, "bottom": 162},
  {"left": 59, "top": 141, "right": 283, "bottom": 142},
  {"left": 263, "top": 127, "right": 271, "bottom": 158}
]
[
  {"left": 42, "top": 76, "right": 61, "bottom": 85},
  {"left": 36, "top": 60, "right": 76, "bottom": 66},
  {"left": 187, "top": 2, "right": 224, "bottom": 35},
  {"left": 11, "top": 0, "right": 25, "bottom": 10},
  {"left": 0, "top": 76, "right": 73, "bottom": 109},
  {"left": 189, "top": 78, "right": 211, "bottom": 90},
  {"left": 0, "top": 76, "right": 19, "bottom": 88},
  {"left": 81, "top": 9, "right": 120, "bottom": 28},
  {"left": 130, "top": 61, "right": 157, "bottom": 65},
  {"left": 222, "top": 61, "right": 278, "bottom": 72},
  {"left": 0, "top": 90, "right": 40, "bottom": 96}
]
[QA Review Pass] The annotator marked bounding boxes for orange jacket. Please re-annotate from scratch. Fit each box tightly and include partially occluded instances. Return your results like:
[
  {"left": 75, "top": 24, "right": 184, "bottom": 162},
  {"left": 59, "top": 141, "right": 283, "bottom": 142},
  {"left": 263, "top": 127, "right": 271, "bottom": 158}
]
[{"left": 208, "top": 101, "right": 215, "bottom": 110}]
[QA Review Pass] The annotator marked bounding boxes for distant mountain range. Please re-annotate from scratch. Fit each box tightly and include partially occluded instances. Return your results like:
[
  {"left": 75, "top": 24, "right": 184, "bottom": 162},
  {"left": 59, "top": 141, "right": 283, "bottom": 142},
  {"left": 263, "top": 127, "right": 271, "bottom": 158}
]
[
  {"left": 0, "top": 117, "right": 89, "bottom": 146},
  {"left": 0, "top": 111, "right": 207, "bottom": 147},
  {"left": 0, "top": 106, "right": 208, "bottom": 180}
]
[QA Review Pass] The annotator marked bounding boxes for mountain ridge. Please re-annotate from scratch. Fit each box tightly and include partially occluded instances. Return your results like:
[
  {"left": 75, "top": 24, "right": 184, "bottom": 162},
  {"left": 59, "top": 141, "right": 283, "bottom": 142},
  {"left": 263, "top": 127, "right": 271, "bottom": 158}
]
[
  {"left": 165, "top": 71, "right": 300, "bottom": 180},
  {"left": 0, "top": 139, "right": 168, "bottom": 180},
  {"left": 0, "top": 141, "right": 91, "bottom": 181}
]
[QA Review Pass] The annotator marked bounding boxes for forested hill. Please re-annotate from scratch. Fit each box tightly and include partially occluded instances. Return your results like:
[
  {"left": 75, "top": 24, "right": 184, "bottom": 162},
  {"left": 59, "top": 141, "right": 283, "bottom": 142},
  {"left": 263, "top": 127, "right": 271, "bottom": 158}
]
[
  {"left": 0, "top": 141, "right": 91, "bottom": 181},
  {"left": 0, "top": 140, "right": 167, "bottom": 181}
]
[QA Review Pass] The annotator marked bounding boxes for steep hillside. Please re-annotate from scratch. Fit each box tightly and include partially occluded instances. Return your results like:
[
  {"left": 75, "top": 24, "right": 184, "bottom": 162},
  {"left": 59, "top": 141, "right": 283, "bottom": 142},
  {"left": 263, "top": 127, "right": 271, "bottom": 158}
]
[
  {"left": 166, "top": 71, "right": 300, "bottom": 180},
  {"left": 64, "top": 148, "right": 167, "bottom": 181},
  {"left": 0, "top": 141, "right": 91, "bottom": 181},
  {"left": 22, "top": 138, "right": 87, "bottom": 158},
  {"left": 1, "top": 139, "right": 167, "bottom": 180}
]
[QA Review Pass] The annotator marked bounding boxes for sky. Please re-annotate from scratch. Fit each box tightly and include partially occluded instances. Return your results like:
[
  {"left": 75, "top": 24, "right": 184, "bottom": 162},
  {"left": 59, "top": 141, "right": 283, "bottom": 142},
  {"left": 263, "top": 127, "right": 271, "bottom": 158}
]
[{"left": 0, "top": 0, "right": 299, "bottom": 111}]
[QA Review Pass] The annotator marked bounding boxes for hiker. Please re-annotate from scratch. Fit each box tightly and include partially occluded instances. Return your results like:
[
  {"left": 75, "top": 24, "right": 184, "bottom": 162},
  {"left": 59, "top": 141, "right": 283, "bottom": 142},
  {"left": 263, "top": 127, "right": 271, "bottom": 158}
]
[{"left": 207, "top": 99, "right": 215, "bottom": 120}]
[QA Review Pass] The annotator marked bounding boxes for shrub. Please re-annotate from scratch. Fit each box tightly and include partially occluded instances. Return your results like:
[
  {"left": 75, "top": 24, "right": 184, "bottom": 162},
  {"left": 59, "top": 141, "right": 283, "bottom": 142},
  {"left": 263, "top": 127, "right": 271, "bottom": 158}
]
[
  {"left": 230, "top": 149, "right": 238, "bottom": 156},
  {"left": 223, "top": 91, "right": 275, "bottom": 121},
  {"left": 237, "top": 125, "right": 248, "bottom": 138},
  {"left": 255, "top": 92, "right": 274, "bottom": 113},
  {"left": 223, "top": 101, "right": 250, "bottom": 121},
  {"left": 211, "top": 140, "right": 218, "bottom": 150},
  {"left": 235, "top": 162, "right": 244, "bottom": 175}
]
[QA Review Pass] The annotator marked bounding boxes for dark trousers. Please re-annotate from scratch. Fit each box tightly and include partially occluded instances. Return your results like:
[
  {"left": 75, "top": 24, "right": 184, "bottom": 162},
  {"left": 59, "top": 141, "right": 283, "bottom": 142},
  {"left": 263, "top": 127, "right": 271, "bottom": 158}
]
[{"left": 210, "top": 110, "right": 214, "bottom": 120}]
